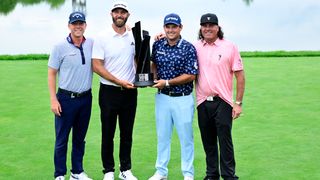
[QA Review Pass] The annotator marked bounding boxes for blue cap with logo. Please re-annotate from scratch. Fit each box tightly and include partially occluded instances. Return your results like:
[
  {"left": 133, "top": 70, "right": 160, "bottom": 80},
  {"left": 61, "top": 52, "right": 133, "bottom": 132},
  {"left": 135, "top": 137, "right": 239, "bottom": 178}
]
[
  {"left": 163, "top": 13, "right": 181, "bottom": 26},
  {"left": 69, "top": 11, "right": 86, "bottom": 24}
]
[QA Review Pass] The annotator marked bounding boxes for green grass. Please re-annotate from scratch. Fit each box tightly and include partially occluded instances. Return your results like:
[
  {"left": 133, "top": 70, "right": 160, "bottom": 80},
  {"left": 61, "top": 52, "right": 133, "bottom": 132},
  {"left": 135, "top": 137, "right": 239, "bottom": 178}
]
[{"left": 0, "top": 57, "right": 320, "bottom": 179}]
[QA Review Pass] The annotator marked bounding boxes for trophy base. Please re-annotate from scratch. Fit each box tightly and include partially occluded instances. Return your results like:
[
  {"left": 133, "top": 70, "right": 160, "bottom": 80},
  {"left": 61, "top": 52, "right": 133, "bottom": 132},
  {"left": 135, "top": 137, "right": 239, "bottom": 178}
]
[
  {"left": 134, "top": 80, "right": 155, "bottom": 87},
  {"left": 134, "top": 73, "right": 154, "bottom": 87}
]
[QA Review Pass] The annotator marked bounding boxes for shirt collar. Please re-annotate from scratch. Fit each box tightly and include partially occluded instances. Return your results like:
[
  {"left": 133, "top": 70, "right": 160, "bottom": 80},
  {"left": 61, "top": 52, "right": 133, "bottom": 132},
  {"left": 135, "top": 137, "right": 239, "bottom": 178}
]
[
  {"left": 66, "top": 33, "right": 86, "bottom": 46},
  {"left": 164, "top": 38, "right": 183, "bottom": 48},
  {"left": 112, "top": 28, "right": 129, "bottom": 37},
  {"left": 201, "top": 38, "right": 222, "bottom": 47}
]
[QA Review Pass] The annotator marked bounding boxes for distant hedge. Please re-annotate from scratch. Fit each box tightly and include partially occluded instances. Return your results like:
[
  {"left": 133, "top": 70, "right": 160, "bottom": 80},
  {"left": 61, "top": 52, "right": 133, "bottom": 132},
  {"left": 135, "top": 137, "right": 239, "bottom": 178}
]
[
  {"left": 0, "top": 54, "right": 49, "bottom": 60},
  {"left": 240, "top": 51, "right": 320, "bottom": 57},
  {"left": 1, "top": 51, "right": 320, "bottom": 60}
]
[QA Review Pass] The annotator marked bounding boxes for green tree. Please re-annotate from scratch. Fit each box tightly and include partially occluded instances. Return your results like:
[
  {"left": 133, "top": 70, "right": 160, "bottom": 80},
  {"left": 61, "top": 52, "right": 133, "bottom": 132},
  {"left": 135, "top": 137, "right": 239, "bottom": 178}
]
[
  {"left": 0, "top": 0, "right": 18, "bottom": 15},
  {"left": 0, "top": 0, "right": 65, "bottom": 15},
  {"left": 243, "top": 0, "right": 254, "bottom": 6}
]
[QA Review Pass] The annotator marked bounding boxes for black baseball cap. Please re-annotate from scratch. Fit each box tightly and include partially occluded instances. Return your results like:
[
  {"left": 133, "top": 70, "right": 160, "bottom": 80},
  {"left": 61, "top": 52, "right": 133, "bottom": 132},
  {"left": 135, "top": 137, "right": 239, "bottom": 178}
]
[{"left": 200, "top": 13, "right": 218, "bottom": 25}]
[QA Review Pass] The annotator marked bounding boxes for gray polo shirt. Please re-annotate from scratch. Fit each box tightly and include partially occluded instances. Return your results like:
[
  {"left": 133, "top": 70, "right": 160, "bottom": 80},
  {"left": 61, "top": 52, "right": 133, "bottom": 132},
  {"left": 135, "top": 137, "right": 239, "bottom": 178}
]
[{"left": 48, "top": 36, "right": 93, "bottom": 93}]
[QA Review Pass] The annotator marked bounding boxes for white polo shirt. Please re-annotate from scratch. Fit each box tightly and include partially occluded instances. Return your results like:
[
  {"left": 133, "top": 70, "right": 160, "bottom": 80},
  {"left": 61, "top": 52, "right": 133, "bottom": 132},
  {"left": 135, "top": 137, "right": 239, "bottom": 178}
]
[{"left": 92, "top": 28, "right": 136, "bottom": 86}]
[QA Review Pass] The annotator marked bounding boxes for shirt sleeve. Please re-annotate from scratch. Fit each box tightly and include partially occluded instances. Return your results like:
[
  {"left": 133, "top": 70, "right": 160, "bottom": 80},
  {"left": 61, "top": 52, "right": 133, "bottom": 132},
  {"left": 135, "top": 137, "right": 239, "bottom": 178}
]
[
  {"left": 231, "top": 44, "right": 244, "bottom": 71},
  {"left": 92, "top": 37, "right": 105, "bottom": 60},
  {"left": 150, "top": 41, "right": 158, "bottom": 63},
  {"left": 48, "top": 44, "right": 61, "bottom": 70},
  {"left": 183, "top": 44, "right": 198, "bottom": 75}
]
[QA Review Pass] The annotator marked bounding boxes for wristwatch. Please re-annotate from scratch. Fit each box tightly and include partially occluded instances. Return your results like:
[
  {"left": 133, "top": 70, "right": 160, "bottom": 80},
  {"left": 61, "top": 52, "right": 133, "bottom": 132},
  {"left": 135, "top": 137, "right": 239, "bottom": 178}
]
[
  {"left": 165, "top": 80, "right": 170, "bottom": 87},
  {"left": 235, "top": 101, "right": 242, "bottom": 106}
]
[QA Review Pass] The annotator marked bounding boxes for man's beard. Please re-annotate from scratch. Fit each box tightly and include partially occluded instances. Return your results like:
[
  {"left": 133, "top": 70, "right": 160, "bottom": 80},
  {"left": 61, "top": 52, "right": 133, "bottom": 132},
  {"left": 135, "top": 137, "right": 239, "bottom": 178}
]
[{"left": 112, "top": 17, "right": 128, "bottom": 28}]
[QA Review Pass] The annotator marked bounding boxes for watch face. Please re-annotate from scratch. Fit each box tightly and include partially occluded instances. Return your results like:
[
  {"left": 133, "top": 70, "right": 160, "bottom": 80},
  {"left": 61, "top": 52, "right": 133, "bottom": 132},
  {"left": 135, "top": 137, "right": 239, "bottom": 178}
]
[
  {"left": 235, "top": 101, "right": 242, "bottom": 105},
  {"left": 165, "top": 80, "right": 169, "bottom": 87}
]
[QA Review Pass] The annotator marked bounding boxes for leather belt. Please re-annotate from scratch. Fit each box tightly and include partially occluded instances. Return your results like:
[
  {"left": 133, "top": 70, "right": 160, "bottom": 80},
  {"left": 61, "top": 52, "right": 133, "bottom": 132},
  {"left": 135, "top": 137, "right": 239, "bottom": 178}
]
[
  {"left": 58, "top": 88, "right": 91, "bottom": 98},
  {"left": 159, "top": 90, "right": 190, "bottom": 97},
  {"left": 100, "top": 83, "right": 124, "bottom": 90}
]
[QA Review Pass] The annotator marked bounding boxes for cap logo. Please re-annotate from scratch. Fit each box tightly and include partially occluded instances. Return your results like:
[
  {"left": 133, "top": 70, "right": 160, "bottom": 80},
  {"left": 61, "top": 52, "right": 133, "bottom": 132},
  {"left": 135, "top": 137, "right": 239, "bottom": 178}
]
[
  {"left": 207, "top": 17, "right": 211, "bottom": 20},
  {"left": 166, "top": 17, "right": 178, "bottom": 21},
  {"left": 114, "top": 3, "right": 127, "bottom": 8},
  {"left": 72, "top": 13, "right": 83, "bottom": 18}
]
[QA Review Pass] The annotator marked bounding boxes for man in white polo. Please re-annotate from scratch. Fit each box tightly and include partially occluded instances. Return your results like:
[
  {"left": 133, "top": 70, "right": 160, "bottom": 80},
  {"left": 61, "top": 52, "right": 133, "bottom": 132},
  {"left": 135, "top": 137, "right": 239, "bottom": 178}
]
[{"left": 92, "top": 1, "right": 138, "bottom": 180}]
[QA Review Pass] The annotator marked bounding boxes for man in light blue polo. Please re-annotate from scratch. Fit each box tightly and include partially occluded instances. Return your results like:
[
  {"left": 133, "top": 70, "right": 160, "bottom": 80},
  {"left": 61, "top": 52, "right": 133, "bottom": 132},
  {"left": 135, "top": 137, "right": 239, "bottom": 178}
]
[
  {"left": 48, "top": 11, "right": 93, "bottom": 180},
  {"left": 149, "top": 13, "right": 198, "bottom": 180}
]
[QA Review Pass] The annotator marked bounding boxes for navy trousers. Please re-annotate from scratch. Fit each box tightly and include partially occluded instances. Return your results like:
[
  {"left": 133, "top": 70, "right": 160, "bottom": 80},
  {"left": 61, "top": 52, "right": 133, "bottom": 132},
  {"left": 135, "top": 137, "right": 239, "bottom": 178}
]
[
  {"left": 54, "top": 91, "right": 92, "bottom": 178},
  {"left": 197, "top": 97, "right": 238, "bottom": 180}
]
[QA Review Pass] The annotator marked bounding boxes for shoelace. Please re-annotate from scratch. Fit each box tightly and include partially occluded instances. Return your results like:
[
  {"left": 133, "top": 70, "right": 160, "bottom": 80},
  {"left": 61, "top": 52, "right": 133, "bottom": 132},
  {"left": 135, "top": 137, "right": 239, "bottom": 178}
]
[
  {"left": 71, "top": 174, "right": 79, "bottom": 179},
  {"left": 121, "top": 172, "right": 127, "bottom": 178}
]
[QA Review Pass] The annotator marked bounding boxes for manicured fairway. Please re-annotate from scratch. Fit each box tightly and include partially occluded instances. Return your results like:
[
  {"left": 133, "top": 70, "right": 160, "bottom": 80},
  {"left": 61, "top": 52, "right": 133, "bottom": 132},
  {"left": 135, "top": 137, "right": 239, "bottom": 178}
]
[{"left": 0, "top": 57, "right": 319, "bottom": 179}]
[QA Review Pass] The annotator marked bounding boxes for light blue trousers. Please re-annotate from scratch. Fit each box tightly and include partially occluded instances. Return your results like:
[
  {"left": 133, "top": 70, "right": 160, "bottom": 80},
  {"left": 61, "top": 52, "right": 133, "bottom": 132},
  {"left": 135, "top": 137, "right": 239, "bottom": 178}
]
[{"left": 154, "top": 93, "right": 195, "bottom": 177}]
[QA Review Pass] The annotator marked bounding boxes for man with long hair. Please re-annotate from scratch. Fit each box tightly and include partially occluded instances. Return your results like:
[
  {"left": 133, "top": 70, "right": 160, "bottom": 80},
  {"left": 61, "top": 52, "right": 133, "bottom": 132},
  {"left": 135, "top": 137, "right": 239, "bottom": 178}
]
[{"left": 195, "top": 13, "right": 245, "bottom": 180}]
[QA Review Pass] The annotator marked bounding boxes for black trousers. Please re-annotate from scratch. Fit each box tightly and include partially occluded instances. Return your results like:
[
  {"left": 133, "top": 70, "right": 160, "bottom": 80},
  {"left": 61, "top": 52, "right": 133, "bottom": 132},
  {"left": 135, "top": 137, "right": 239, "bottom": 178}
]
[
  {"left": 99, "top": 83, "right": 138, "bottom": 173},
  {"left": 197, "top": 97, "right": 238, "bottom": 180}
]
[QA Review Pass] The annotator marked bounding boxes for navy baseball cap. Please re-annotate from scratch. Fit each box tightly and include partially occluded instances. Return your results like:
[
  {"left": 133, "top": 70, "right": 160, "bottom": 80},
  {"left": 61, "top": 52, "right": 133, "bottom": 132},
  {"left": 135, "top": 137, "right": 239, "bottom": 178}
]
[
  {"left": 200, "top": 13, "right": 218, "bottom": 25},
  {"left": 163, "top": 13, "right": 181, "bottom": 26},
  {"left": 69, "top": 11, "right": 86, "bottom": 24}
]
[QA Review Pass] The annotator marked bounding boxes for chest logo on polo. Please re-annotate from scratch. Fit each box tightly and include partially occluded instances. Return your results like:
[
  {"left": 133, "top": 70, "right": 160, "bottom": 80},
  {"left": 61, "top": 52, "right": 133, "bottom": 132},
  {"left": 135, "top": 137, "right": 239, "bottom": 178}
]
[{"left": 157, "top": 51, "right": 165, "bottom": 55}]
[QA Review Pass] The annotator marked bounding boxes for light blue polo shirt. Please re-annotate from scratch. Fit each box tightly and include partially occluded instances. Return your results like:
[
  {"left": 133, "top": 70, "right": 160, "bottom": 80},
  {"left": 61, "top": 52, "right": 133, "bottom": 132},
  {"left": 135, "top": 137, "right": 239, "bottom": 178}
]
[{"left": 48, "top": 35, "right": 93, "bottom": 93}]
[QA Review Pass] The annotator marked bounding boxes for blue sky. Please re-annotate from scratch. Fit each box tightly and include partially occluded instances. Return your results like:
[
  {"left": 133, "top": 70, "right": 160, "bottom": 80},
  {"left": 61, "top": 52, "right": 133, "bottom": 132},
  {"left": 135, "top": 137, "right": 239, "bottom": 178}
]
[{"left": 0, "top": 0, "right": 319, "bottom": 54}]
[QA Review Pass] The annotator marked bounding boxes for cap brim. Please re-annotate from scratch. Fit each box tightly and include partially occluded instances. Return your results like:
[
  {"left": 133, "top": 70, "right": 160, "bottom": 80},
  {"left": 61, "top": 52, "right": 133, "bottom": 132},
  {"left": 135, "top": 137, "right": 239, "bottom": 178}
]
[
  {"left": 111, "top": 7, "right": 128, "bottom": 12},
  {"left": 164, "top": 22, "right": 180, "bottom": 26},
  {"left": 200, "top": 21, "right": 218, "bottom": 25},
  {"left": 69, "top": 19, "right": 86, "bottom": 24}
]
